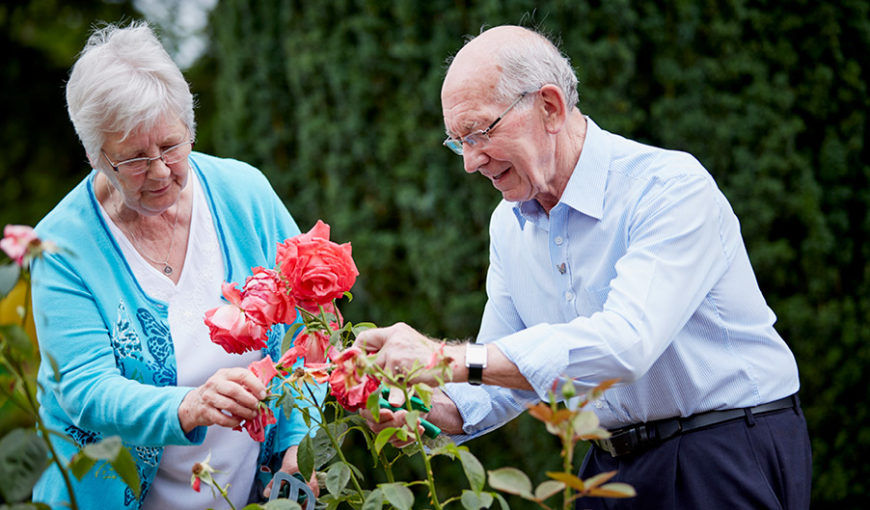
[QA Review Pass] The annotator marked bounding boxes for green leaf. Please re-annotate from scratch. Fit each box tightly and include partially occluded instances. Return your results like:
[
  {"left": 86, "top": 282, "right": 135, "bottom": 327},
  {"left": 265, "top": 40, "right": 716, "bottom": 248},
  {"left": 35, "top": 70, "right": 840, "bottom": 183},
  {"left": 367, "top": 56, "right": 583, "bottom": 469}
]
[
  {"left": 109, "top": 444, "right": 140, "bottom": 498},
  {"left": 487, "top": 468, "right": 533, "bottom": 499},
  {"left": 587, "top": 482, "right": 636, "bottom": 498},
  {"left": 0, "top": 324, "right": 34, "bottom": 360},
  {"left": 45, "top": 352, "right": 61, "bottom": 383},
  {"left": 1, "top": 503, "right": 53, "bottom": 509},
  {"left": 311, "top": 427, "right": 337, "bottom": 469},
  {"left": 325, "top": 462, "right": 351, "bottom": 496},
  {"left": 0, "top": 428, "right": 50, "bottom": 503},
  {"left": 361, "top": 488, "right": 384, "bottom": 510},
  {"left": 281, "top": 324, "right": 304, "bottom": 354},
  {"left": 493, "top": 492, "right": 511, "bottom": 510},
  {"left": 67, "top": 452, "right": 96, "bottom": 480},
  {"left": 411, "top": 382, "right": 433, "bottom": 408},
  {"left": 0, "top": 263, "right": 20, "bottom": 300},
  {"left": 81, "top": 435, "right": 122, "bottom": 460},
  {"left": 365, "top": 389, "right": 381, "bottom": 421},
  {"left": 458, "top": 448, "right": 485, "bottom": 493},
  {"left": 379, "top": 483, "right": 414, "bottom": 510},
  {"left": 297, "top": 433, "right": 314, "bottom": 480},
  {"left": 263, "top": 499, "right": 303, "bottom": 509},
  {"left": 461, "top": 489, "right": 494, "bottom": 509},
  {"left": 429, "top": 441, "right": 460, "bottom": 460},
  {"left": 534, "top": 480, "right": 565, "bottom": 500},
  {"left": 545, "top": 471, "right": 585, "bottom": 491},
  {"left": 374, "top": 427, "right": 399, "bottom": 454}
]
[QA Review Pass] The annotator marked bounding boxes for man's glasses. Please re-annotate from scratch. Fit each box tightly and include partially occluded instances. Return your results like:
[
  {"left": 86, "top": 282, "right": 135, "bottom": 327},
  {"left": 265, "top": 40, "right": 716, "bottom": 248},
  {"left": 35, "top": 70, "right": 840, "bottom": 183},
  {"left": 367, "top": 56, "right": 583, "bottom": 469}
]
[
  {"left": 443, "top": 91, "right": 530, "bottom": 156},
  {"left": 102, "top": 139, "right": 194, "bottom": 176}
]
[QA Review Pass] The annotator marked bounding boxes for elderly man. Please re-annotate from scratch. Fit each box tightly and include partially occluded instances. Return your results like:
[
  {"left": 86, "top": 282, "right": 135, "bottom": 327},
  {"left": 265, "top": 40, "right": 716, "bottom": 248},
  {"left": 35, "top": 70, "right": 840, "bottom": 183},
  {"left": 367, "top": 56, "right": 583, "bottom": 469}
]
[{"left": 354, "top": 25, "right": 811, "bottom": 509}]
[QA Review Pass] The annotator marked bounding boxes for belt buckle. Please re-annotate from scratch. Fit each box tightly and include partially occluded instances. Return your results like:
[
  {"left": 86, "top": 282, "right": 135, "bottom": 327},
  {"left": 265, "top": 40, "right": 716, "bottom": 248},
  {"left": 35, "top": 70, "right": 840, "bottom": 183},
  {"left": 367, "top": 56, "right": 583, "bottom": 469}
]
[{"left": 596, "top": 428, "right": 638, "bottom": 457}]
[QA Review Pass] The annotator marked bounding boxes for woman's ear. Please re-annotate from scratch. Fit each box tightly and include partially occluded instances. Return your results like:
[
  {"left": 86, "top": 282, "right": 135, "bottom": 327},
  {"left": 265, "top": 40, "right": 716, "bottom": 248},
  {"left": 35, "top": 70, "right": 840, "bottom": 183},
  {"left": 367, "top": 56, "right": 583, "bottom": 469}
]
[{"left": 538, "top": 84, "right": 568, "bottom": 134}]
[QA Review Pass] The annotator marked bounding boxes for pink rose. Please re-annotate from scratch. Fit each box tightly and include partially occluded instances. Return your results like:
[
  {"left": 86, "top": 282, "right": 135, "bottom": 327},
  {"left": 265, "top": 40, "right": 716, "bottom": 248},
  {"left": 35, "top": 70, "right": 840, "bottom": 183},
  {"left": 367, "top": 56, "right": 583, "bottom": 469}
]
[
  {"left": 328, "top": 347, "right": 379, "bottom": 412},
  {"left": 235, "top": 405, "right": 276, "bottom": 443},
  {"left": 1, "top": 224, "right": 39, "bottom": 266},
  {"left": 276, "top": 220, "right": 359, "bottom": 310},
  {"left": 277, "top": 329, "right": 333, "bottom": 371},
  {"left": 204, "top": 282, "right": 268, "bottom": 354},
  {"left": 240, "top": 267, "right": 297, "bottom": 327},
  {"left": 249, "top": 355, "right": 279, "bottom": 386}
]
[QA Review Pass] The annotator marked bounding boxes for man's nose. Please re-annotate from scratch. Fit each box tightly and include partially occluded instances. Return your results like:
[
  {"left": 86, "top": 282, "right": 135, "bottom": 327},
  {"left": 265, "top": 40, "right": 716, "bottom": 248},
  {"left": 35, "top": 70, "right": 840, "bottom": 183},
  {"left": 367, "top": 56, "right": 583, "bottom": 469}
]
[{"left": 462, "top": 144, "right": 488, "bottom": 174}]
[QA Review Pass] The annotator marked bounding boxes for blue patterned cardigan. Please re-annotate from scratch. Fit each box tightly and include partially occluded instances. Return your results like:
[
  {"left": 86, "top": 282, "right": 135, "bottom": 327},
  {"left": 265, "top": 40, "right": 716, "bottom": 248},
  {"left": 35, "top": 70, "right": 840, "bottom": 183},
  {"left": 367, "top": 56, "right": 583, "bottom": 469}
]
[{"left": 31, "top": 152, "right": 317, "bottom": 509}]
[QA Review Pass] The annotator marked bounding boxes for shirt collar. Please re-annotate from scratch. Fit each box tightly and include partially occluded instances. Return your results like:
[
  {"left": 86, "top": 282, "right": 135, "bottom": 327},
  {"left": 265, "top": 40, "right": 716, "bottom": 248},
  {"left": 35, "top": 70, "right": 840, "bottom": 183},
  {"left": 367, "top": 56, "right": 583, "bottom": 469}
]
[{"left": 512, "top": 117, "right": 610, "bottom": 228}]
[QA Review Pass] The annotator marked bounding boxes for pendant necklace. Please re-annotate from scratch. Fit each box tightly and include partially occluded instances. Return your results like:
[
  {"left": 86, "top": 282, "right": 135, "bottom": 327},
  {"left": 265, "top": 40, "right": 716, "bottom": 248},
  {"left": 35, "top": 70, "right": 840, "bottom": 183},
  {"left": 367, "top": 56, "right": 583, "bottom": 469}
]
[
  {"left": 129, "top": 211, "right": 179, "bottom": 275},
  {"left": 110, "top": 181, "right": 180, "bottom": 276}
]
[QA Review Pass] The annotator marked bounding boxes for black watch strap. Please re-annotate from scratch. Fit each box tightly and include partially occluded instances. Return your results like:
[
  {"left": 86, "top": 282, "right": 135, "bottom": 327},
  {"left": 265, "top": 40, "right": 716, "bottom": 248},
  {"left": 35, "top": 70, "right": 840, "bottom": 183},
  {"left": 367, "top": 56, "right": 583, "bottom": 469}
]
[{"left": 465, "top": 343, "right": 487, "bottom": 386}]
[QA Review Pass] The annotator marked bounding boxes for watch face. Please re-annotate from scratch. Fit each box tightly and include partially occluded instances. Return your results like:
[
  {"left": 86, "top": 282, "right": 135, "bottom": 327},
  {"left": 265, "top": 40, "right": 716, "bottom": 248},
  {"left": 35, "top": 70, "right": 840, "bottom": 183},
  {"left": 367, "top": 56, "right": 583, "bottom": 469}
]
[{"left": 465, "top": 343, "right": 487, "bottom": 367}]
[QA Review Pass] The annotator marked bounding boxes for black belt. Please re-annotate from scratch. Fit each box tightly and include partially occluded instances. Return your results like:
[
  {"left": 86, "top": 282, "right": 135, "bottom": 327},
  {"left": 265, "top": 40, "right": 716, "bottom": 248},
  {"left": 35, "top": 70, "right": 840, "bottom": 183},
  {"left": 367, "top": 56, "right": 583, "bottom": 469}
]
[{"left": 592, "top": 394, "right": 799, "bottom": 458}]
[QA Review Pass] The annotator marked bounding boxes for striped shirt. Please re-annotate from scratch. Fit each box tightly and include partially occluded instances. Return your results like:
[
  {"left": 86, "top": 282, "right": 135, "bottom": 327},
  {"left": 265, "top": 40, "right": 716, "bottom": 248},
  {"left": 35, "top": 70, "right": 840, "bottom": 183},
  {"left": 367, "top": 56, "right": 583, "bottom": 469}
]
[{"left": 443, "top": 117, "right": 799, "bottom": 436}]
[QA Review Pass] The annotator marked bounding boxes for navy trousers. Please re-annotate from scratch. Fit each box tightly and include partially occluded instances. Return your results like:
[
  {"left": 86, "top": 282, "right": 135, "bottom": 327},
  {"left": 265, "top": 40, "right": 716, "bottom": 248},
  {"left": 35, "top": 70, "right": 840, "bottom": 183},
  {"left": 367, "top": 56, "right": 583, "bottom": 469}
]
[{"left": 577, "top": 405, "right": 812, "bottom": 509}]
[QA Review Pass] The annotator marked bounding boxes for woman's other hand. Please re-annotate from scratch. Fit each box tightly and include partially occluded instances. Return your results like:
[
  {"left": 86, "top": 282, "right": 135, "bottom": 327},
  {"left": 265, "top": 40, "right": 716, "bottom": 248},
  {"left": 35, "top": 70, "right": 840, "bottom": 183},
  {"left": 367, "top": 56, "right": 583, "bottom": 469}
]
[{"left": 177, "top": 367, "right": 267, "bottom": 433}]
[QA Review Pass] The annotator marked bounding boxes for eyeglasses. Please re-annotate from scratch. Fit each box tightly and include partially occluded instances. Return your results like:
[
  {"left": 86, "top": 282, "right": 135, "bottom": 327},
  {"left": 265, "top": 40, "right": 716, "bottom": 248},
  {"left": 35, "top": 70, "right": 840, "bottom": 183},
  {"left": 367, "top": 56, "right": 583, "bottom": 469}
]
[
  {"left": 443, "top": 91, "right": 530, "bottom": 156},
  {"left": 102, "top": 139, "right": 194, "bottom": 176}
]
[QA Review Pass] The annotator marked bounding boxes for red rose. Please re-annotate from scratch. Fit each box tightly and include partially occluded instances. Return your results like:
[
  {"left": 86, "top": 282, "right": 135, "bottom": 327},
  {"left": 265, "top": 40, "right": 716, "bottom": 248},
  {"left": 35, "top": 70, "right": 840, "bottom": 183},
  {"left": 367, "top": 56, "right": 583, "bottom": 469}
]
[
  {"left": 240, "top": 267, "right": 297, "bottom": 327},
  {"left": 328, "top": 347, "right": 379, "bottom": 412},
  {"left": 276, "top": 220, "right": 358, "bottom": 310},
  {"left": 235, "top": 405, "right": 276, "bottom": 443},
  {"left": 277, "top": 329, "right": 332, "bottom": 371},
  {"left": 1, "top": 224, "right": 39, "bottom": 266},
  {"left": 204, "top": 282, "right": 268, "bottom": 354}
]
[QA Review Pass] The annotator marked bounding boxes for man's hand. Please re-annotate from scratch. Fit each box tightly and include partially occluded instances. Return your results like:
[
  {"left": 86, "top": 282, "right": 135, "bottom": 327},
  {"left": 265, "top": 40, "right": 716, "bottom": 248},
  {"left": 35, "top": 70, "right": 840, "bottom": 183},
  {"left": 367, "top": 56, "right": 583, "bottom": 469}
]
[
  {"left": 178, "top": 367, "right": 267, "bottom": 433},
  {"left": 353, "top": 322, "right": 463, "bottom": 384}
]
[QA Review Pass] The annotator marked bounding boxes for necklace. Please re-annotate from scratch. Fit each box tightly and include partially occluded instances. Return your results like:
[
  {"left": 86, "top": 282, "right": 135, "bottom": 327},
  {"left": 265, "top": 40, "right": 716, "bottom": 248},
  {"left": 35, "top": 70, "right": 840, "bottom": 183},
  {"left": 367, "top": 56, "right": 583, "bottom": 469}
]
[
  {"left": 105, "top": 176, "right": 180, "bottom": 276},
  {"left": 127, "top": 211, "right": 179, "bottom": 275}
]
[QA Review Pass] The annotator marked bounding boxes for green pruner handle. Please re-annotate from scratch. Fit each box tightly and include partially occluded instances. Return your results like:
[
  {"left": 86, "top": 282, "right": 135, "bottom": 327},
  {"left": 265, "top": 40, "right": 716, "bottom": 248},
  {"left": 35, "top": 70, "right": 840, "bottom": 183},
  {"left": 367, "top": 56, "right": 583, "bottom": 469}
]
[{"left": 378, "top": 388, "right": 441, "bottom": 438}]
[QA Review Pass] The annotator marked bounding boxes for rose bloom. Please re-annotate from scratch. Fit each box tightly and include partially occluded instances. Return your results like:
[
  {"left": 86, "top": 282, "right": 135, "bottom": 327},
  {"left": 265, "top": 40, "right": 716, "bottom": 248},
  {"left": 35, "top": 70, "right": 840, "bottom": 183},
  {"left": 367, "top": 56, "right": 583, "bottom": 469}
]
[
  {"left": 277, "top": 329, "right": 332, "bottom": 371},
  {"left": 276, "top": 220, "right": 358, "bottom": 311},
  {"left": 236, "top": 405, "right": 277, "bottom": 443},
  {"left": 249, "top": 355, "right": 279, "bottom": 386},
  {"left": 204, "top": 282, "right": 268, "bottom": 354},
  {"left": 328, "top": 347, "right": 379, "bottom": 412},
  {"left": 1, "top": 224, "right": 39, "bottom": 266},
  {"left": 240, "top": 267, "right": 297, "bottom": 328}
]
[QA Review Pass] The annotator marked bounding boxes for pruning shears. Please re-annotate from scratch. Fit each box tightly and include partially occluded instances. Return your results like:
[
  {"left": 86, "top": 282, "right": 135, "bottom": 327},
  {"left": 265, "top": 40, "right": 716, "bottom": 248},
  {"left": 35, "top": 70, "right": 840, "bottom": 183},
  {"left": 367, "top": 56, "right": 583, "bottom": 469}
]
[{"left": 378, "top": 387, "right": 441, "bottom": 438}]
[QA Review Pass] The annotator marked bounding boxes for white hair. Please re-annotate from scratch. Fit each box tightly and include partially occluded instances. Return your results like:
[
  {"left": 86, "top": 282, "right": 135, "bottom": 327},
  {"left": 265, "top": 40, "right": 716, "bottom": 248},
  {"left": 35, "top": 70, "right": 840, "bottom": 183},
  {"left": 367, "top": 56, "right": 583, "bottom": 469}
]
[
  {"left": 65, "top": 21, "right": 196, "bottom": 162},
  {"left": 451, "top": 27, "right": 579, "bottom": 111}
]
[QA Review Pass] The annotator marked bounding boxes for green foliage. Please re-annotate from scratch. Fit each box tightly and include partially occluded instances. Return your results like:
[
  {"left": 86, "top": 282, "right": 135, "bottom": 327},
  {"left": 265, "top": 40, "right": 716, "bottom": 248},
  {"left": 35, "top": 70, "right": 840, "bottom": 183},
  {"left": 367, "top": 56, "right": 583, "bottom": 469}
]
[
  {"left": 200, "top": 1, "right": 870, "bottom": 508},
  {"left": 3, "top": 0, "right": 869, "bottom": 507}
]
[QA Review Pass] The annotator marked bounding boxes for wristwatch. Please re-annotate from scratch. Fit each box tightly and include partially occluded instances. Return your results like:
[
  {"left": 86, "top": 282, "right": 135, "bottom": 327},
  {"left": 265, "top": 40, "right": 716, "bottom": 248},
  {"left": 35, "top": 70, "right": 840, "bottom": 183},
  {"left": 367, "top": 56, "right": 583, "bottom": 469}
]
[{"left": 465, "top": 343, "right": 488, "bottom": 386}]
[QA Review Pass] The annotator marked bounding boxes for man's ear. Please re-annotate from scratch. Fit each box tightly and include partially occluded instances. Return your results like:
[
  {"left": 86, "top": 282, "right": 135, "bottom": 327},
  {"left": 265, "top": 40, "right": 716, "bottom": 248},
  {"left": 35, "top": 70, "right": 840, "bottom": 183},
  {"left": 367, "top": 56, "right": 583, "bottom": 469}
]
[{"left": 538, "top": 84, "right": 568, "bottom": 134}]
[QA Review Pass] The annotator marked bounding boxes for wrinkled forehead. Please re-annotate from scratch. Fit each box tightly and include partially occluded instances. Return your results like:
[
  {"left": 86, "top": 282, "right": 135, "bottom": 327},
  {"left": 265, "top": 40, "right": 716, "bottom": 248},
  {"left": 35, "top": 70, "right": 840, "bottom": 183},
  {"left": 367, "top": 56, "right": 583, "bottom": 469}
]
[{"left": 441, "top": 62, "right": 501, "bottom": 135}]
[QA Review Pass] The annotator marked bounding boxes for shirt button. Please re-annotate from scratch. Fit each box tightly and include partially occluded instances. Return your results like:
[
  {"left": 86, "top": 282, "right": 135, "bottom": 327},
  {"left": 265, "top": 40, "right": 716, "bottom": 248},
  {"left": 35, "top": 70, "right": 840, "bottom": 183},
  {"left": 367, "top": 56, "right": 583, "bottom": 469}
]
[
  {"left": 565, "top": 291, "right": 575, "bottom": 301},
  {"left": 594, "top": 400, "right": 604, "bottom": 409},
  {"left": 554, "top": 236, "right": 564, "bottom": 245}
]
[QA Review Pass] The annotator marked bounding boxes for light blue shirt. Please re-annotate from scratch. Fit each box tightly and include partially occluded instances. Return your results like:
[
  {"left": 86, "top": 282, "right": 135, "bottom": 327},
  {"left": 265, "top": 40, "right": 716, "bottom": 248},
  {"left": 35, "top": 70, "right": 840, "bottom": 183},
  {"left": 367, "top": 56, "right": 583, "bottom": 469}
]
[{"left": 442, "top": 118, "right": 800, "bottom": 438}]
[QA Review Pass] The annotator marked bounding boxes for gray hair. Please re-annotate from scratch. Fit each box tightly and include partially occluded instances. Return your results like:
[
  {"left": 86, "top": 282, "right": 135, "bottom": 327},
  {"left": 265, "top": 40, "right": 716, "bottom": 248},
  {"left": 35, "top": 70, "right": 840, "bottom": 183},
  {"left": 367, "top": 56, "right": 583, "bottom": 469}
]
[
  {"left": 493, "top": 29, "right": 579, "bottom": 111},
  {"left": 66, "top": 21, "right": 196, "bottom": 162}
]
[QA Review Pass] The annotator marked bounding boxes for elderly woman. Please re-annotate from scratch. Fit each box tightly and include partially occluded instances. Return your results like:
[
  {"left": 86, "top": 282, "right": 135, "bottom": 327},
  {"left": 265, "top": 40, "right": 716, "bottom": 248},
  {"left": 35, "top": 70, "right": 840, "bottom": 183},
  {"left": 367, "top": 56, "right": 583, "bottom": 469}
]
[{"left": 30, "top": 22, "right": 315, "bottom": 509}]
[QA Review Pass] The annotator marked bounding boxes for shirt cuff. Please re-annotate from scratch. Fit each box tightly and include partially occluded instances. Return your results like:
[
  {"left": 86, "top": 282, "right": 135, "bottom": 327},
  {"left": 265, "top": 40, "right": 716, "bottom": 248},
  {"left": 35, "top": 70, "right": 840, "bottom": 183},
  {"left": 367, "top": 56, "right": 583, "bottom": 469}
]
[{"left": 494, "top": 324, "right": 571, "bottom": 401}]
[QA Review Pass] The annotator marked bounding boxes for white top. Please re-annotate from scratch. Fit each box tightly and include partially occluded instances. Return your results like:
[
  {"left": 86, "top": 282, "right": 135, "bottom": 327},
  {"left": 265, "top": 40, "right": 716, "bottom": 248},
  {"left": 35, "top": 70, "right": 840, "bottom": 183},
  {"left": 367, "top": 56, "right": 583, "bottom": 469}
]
[{"left": 100, "top": 170, "right": 262, "bottom": 509}]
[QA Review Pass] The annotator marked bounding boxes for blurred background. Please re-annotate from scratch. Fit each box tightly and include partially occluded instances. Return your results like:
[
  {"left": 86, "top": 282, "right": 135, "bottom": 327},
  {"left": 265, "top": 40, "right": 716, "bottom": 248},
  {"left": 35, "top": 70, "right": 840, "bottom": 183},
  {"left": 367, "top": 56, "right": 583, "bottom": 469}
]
[{"left": 2, "top": 0, "right": 868, "bottom": 507}]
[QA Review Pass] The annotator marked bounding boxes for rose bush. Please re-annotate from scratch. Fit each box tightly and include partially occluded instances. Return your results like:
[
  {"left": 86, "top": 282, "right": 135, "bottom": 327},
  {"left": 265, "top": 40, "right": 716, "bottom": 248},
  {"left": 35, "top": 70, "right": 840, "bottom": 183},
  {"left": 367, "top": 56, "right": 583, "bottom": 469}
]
[{"left": 199, "top": 220, "right": 635, "bottom": 510}]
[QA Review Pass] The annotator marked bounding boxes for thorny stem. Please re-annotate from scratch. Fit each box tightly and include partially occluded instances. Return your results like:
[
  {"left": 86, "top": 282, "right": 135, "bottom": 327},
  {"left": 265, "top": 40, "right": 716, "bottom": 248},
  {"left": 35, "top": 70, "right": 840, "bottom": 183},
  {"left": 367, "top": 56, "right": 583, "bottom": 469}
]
[{"left": 403, "top": 386, "right": 443, "bottom": 510}]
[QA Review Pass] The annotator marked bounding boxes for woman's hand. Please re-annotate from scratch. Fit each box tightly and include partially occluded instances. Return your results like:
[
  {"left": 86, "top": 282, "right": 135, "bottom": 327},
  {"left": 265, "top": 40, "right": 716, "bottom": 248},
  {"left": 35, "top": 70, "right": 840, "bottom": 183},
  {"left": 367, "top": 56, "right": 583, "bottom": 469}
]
[
  {"left": 262, "top": 445, "right": 320, "bottom": 499},
  {"left": 177, "top": 367, "right": 267, "bottom": 433}
]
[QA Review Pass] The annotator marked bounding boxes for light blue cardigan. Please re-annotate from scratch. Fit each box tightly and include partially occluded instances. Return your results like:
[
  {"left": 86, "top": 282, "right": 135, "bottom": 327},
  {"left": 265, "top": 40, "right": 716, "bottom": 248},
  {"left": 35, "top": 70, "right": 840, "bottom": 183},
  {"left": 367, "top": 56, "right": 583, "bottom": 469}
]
[{"left": 31, "top": 152, "right": 317, "bottom": 509}]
